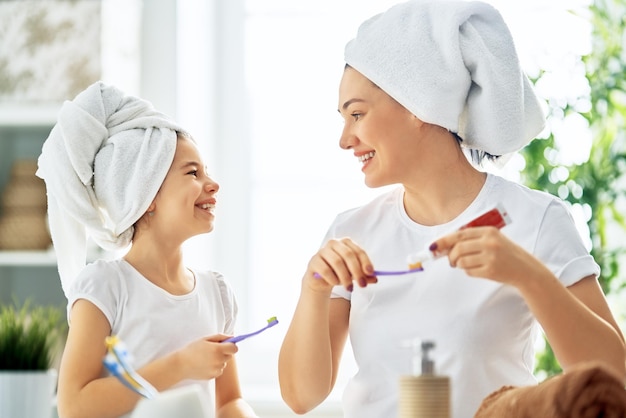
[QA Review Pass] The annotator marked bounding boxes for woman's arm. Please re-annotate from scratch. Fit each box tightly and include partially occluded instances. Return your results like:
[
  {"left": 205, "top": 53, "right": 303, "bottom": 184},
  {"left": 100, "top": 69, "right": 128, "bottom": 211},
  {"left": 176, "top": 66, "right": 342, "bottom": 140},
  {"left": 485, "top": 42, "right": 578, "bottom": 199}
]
[
  {"left": 435, "top": 226, "right": 626, "bottom": 380},
  {"left": 279, "top": 237, "right": 374, "bottom": 414},
  {"left": 57, "top": 299, "right": 238, "bottom": 418},
  {"left": 215, "top": 357, "right": 258, "bottom": 418},
  {"left": 279, "top": 287, "right": 350, "bottom": 414},
  {"left": 519, "top": 273, "right": 625, "bottom": 378}
]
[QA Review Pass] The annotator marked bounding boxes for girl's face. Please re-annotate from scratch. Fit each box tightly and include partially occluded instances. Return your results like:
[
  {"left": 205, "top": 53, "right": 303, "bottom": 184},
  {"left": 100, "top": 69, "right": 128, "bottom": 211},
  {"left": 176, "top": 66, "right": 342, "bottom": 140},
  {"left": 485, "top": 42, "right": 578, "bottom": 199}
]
[
  {"left": 337, "top": 66, "right": 430, "bottom": 188},
  {"left": 151, "top": 136, "right": 219, "bottom": 241}
]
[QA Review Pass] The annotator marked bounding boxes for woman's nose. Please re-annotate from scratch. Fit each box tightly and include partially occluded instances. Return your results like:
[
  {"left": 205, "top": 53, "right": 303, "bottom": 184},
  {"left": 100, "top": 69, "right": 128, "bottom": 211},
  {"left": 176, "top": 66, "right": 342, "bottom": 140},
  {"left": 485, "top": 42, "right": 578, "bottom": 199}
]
[{"left": 339, "top": 125, "right": 357, "bottom": 150}]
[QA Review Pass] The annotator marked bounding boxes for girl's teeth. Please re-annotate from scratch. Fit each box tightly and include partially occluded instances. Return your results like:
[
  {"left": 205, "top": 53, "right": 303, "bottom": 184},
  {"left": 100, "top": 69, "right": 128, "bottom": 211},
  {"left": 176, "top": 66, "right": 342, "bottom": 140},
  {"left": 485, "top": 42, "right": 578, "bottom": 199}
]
[{"left": 359, "top": 151, "right": 376, "bottom": 162}]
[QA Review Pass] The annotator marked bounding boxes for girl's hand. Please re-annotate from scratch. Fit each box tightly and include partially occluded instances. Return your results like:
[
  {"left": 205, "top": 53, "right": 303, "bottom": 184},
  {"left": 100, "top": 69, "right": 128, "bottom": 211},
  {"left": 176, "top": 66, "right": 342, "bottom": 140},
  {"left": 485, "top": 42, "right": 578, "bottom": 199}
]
[
  {"left": 432, "top": 226, "right": 548, "bottom": 287},
  {"left": 175, "top": 334, "right": 238, "bottom": 380},
  {"left": 304, "top": 237, "right": 377, "bottom": 293}
]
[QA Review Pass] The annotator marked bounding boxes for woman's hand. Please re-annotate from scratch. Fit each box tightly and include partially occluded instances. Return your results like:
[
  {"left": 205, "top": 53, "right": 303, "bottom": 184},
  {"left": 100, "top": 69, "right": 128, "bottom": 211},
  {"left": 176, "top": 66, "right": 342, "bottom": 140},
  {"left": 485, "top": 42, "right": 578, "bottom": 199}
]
[
  {"left": 432, "top": 226, "right": 550, "bottom": 287},
  {"left": 304, "top": 237, "right": 378, "bottom": 293},
  {"left": 175, "top": 335, "right": 239, "bottom": 380}
]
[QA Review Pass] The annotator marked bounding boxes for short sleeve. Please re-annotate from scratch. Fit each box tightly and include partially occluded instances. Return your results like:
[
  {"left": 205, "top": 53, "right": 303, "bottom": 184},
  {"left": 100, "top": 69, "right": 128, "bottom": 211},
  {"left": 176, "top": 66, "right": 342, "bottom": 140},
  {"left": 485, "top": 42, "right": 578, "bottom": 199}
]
[
  {"left": 214, "top": 272, "right": 238, "bottom": 335},
  {"left": 66, "top": 259, "right": 123, "bottom": 327},
  {"left": 534, "top": 200, "right": 600, "bottom": 286}
]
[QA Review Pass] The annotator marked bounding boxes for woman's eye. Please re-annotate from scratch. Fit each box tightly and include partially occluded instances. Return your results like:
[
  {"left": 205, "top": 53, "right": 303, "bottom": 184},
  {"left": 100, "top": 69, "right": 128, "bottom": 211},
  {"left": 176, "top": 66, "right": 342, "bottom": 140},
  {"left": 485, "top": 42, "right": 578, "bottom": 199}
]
[
  {"left": 351, "top": 113, "right": 362, "bottom": 121},
  {"left": 187, "top": 170, "right": 198, "bottom": 176}
]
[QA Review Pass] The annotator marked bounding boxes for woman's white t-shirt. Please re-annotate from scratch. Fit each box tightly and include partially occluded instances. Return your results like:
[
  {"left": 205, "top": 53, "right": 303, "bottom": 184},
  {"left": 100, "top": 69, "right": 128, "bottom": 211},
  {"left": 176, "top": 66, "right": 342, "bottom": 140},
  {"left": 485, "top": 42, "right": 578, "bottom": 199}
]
[
  {"left": 326, "top": 174, "right": 599, "bottom": 418},
  {"left": 67, "top": 259, "right": 238, "bottom": 417}
]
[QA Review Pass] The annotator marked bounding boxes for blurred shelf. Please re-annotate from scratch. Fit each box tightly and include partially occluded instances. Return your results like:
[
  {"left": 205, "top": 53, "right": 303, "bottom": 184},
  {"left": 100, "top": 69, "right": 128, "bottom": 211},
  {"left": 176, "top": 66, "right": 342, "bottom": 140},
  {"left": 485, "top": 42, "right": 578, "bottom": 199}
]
[
  {"left": 0, "top": 248, "right": 109, "bottom": 267},
  {"left": 0, "top": 103, "right": 61, "bottom": 127},
  {"left": 0, "top": 250, "right": 57, "bottom": 266}
]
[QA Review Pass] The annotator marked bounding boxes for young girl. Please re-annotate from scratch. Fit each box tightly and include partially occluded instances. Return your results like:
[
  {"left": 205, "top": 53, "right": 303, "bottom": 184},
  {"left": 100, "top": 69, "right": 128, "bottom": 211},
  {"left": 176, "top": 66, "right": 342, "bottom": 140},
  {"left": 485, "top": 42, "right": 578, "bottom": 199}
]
[
  {"left": 37, "top": 82, "right": 258, "bottom": 418},
  {"left": 278, "top": 1, "right": 626, "bottom": 418}
]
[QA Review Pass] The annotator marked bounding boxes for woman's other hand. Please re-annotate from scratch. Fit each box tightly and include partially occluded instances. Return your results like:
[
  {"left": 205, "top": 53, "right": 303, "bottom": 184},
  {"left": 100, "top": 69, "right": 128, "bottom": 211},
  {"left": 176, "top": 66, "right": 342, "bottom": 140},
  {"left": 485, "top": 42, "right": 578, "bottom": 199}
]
[{"left": 432, "top": 226, "right": 550, "bottom": 287}]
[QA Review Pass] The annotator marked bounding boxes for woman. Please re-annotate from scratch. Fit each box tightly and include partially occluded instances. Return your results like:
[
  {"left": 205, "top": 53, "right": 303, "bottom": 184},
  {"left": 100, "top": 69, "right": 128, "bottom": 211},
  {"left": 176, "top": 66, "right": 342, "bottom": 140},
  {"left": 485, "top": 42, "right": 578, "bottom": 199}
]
[
  {"left": 278, "top": 1, "right": 626, "bottom": 418},
  {"left": 37, "top": 82, "right": 258, "bottom": 418}
]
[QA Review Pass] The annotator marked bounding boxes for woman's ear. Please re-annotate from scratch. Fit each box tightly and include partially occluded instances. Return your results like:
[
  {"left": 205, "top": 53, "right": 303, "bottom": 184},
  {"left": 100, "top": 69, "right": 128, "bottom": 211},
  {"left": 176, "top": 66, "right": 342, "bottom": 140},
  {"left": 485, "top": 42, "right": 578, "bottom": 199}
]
[
  {"left": 145, "top": 202, "right": 156, "bottom": 216},
  {"left": 410, "top": 112, "right": 425, "bottom": 128}
]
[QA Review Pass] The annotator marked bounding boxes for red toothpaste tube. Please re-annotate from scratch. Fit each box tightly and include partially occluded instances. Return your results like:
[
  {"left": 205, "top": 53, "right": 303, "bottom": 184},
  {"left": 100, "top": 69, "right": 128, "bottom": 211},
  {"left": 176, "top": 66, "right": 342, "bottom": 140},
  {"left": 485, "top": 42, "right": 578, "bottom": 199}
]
[{"left": 406, "top": 203, "right": 511, "bottom": 269}]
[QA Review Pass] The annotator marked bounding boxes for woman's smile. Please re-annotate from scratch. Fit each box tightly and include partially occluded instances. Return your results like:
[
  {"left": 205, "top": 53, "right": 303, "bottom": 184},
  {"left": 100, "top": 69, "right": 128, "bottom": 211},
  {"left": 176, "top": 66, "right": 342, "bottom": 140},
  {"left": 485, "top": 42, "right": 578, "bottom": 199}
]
[{"left": 195, "top": 201, "right": 216, "bottom": 215}]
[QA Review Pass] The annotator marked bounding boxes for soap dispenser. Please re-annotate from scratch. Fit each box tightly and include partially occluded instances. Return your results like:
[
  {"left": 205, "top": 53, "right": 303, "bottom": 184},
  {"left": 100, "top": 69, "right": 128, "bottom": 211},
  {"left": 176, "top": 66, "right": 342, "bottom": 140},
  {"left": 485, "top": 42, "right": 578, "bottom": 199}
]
[{"left": 398, "top": 340, "right": 450, "bottom": 418}]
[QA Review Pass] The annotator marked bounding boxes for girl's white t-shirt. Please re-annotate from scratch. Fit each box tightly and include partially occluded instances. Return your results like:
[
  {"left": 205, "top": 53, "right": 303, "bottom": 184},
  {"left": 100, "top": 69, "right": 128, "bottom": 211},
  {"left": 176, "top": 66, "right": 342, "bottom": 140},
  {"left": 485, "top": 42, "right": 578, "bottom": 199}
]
[
  {"left": 326, "top": 174, "right": 599, "bottom": 418},
  {"left": 67, "top": 259, "right": 238, "bottom": 417}
]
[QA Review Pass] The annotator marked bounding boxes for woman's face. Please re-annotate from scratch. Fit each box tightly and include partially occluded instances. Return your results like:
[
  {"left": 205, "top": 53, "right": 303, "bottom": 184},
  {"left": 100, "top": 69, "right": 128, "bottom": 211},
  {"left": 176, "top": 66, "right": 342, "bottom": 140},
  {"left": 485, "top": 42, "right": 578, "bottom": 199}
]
[
  {"left": 337, "top": 66, "right": 430, "bottom": 188},
  {"left": 151, "top": 136, "right": 219, "bottom": 241}
]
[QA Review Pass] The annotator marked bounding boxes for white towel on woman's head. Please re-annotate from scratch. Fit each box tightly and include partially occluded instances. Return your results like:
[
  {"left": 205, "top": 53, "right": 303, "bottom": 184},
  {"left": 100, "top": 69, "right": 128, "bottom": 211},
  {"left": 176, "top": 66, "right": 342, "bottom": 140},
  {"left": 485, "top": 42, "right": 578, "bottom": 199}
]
[
  {"left": 344, "top": 0, "right": 546, "bottom": 157},
  {"left": 36, "top": 81, "right": 184, "bottom": 296}
]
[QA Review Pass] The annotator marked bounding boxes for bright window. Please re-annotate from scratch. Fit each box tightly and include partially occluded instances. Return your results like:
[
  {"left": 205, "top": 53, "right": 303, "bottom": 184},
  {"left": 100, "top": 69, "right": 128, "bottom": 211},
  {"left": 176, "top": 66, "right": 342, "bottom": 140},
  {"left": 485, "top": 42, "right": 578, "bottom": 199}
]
[{"left": 175, "top": 0, "right": 592, "bottom": 406}]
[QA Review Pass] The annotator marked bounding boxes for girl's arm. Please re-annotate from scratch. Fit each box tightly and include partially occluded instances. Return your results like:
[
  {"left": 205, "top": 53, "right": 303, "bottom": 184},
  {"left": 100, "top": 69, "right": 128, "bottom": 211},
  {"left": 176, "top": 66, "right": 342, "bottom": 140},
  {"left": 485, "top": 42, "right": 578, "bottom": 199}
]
[
  {"left": 435, "top": 227, "right": 626, "bottom": 379},
  {"left": 57, "top": 299, "right": 237, "bottom": 418},
  {"left": 215, "top": 357, "right": 258, "bottom": 418}
]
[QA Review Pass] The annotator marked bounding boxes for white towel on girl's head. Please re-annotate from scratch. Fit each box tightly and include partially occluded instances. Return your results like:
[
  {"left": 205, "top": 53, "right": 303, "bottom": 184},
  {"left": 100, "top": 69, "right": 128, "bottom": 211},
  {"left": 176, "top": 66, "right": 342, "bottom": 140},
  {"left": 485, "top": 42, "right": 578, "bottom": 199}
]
[
  {"left": 344, "top": 0, "right": 546, "bottom": 157},
  {"left": 36, "top": 81, "right": 184, "bottom": 296}
]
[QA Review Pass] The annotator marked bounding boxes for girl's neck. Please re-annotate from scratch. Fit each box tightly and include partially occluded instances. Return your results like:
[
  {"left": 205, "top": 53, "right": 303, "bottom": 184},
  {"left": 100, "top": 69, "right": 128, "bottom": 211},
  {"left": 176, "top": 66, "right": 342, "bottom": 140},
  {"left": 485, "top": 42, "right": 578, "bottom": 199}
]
[{"left": 123, "top": 242, "right": 194, "bottom": 295}]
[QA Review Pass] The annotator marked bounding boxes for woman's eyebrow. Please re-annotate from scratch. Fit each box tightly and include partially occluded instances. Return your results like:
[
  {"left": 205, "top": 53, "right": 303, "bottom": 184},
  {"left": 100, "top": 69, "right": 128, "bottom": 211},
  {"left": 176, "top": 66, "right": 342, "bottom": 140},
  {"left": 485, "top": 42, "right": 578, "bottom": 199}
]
[{"left": 338, "top": 98, "right": 366, "bottom": 113}]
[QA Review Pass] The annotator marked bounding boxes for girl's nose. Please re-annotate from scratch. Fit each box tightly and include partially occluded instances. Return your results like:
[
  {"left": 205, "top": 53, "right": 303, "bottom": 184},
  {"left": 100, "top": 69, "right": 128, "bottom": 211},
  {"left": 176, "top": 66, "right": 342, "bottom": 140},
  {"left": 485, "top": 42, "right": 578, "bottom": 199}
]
[{"left": 205, "top": 178, "right": 219, "bottom": 193}]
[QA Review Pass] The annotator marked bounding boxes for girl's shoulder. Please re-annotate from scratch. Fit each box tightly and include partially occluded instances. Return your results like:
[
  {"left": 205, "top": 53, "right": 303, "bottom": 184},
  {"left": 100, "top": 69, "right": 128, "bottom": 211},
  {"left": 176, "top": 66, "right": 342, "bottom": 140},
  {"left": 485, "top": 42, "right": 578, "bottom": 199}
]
[
  {"left": 192, "top": 269, "right": 235, "bottom": 299},
  {"left": 69, "top": 259, "right": 129, "bottom": 297},
  {"left": 193, "top": 269, "right": 227, "bottom": 286},
  {"left": 192, "top": 269, "right": 238, "bottom": 331}
]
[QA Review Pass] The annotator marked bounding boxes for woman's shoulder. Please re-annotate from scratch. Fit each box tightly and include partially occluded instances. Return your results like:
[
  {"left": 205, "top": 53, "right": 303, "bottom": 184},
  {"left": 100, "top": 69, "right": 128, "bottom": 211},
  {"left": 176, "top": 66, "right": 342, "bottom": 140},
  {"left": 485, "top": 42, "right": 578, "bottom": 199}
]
[
  {"left": 333, "top": 186, "right": 402, "bottom": 222},
  {"left": 488, "top": 174, "right": 561, "bottom": 208},
  {"left": 486, "top": 174, "right": 572, "bottom": 227}
]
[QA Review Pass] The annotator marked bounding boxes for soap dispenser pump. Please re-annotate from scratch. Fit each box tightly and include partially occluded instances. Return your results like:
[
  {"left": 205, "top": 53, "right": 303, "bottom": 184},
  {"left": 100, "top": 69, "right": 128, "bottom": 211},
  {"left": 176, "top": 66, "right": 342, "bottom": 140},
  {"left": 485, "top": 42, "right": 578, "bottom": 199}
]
[{"left": 398, "top": 340, "right": 450, "bottom": 418}]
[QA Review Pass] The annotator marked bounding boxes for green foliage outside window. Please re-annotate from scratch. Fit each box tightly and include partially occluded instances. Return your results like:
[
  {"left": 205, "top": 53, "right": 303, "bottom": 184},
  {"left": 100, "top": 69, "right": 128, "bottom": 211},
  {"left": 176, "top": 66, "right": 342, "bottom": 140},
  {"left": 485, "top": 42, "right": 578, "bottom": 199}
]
[{"left": 521, "top": 0, "right": 626, "bottom": 378}]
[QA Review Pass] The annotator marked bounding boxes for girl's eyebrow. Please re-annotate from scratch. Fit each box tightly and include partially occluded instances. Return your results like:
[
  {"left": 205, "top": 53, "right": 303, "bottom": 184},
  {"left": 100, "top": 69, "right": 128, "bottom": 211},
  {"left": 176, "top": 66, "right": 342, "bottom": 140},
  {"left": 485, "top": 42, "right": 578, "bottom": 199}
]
[
  {"left": 179, "top": 161, "right": 200, "bottom": 169},
  {"left": 180, "top": 161, "right": 211, "bottom": 176}
]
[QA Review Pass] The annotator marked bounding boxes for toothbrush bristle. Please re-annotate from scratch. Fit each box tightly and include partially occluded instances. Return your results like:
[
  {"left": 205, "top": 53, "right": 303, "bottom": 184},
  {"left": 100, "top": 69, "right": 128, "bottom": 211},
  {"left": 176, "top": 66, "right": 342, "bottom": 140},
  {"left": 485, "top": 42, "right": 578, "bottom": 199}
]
[
  {"left": 105, "top": 335, "right": 119, "bottom": 349},
  {"left": 267, "top": 316, "right": 278, "bottom": 324},
  {"left": 408, "top": 261, "right": 423, "bottom": 271}
]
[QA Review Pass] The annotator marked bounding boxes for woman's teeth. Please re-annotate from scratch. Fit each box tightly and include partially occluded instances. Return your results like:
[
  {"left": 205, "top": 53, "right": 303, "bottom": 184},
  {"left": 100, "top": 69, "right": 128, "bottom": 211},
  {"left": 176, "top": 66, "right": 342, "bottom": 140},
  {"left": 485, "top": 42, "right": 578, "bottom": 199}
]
[
  {"left": 359, "top": 151, "right": 375, "bottom": 163},
  {"left": 198, "top": 203, "right": 215, "bottom": 211}
]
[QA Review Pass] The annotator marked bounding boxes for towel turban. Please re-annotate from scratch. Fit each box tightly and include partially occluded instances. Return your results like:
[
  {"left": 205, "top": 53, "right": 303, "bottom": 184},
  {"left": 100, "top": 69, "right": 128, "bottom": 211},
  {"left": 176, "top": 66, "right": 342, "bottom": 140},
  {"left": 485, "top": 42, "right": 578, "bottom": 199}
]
[
  {"left": 37, "top": 81, "right": 184, "bottom": 296},
  {"left": 344, "top": 0, "right": 546, "bottom": 156}
]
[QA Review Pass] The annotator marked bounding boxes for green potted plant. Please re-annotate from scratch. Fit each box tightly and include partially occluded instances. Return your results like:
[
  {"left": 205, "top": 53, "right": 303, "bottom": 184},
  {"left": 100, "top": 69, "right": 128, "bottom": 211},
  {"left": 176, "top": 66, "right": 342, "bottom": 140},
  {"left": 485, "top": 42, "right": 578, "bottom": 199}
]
[{"left": 0, "top": 299, "right": 66, "bottom": 418}]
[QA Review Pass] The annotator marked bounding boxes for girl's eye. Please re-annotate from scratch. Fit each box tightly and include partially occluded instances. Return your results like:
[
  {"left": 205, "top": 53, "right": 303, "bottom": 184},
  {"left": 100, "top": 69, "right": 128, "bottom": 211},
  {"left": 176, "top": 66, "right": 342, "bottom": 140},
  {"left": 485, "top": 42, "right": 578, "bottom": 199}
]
[
  {"left": 187, "top": 170, "right": 198, "bottom": 177},
  {"left": 351, "top": 113, "right": 362, "bottom": 121}
]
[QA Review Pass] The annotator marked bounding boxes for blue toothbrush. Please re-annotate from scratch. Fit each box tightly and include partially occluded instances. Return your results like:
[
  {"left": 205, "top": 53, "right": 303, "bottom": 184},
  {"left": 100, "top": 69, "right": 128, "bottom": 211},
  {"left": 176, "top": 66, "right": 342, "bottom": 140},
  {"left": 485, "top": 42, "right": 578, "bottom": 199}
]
[{"left": 103, "top": 335, "right": 159, "bottom": 399}]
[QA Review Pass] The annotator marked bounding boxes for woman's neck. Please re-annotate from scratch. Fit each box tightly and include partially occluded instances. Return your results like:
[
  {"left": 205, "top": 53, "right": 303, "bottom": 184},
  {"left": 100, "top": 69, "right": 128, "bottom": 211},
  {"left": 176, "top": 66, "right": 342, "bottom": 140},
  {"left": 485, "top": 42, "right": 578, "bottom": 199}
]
[{"left": 402, "top": 154, "right": 487, "bottom": 226}]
